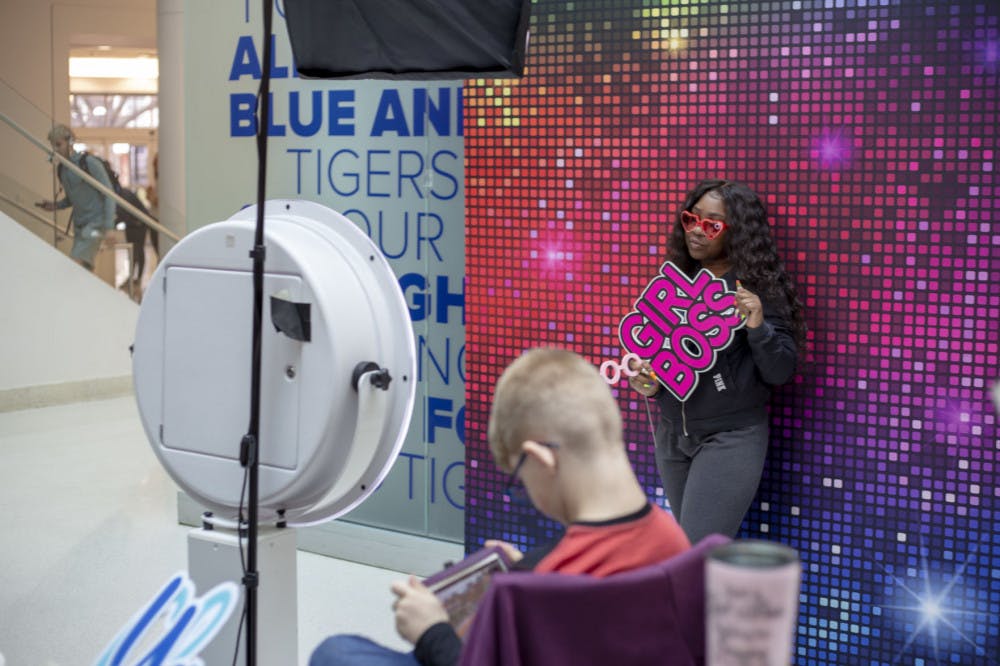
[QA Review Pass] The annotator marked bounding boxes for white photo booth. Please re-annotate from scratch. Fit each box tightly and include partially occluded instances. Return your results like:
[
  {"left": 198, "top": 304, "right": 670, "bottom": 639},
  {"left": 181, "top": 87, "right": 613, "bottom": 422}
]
[{"left": 132, "top": 199, "right": 416, "bottom": 663}]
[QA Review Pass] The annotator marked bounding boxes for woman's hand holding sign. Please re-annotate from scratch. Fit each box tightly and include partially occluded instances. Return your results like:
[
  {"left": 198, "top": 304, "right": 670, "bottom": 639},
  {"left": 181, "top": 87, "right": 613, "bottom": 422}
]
[
  {"left": 602, "top": 353, "right": 659, "bottom": 397},
  {"left": 735, "top": 280, "right": 764, "bottom": 329},
  {"left": 627, "top": 357, "right": 661, "bottom": 397}
]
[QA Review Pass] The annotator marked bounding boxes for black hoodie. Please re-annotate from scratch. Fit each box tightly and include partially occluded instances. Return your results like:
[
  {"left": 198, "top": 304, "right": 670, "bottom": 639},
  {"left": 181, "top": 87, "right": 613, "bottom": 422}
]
[{"left": 654, "top": 271, "right": 797, "bottom": 437}]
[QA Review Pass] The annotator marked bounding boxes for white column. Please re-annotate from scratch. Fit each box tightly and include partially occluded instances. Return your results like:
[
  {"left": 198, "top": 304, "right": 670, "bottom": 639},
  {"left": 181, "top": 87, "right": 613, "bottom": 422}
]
[{"left": 157, "top": 0, "right": 186, "bottom": 248}]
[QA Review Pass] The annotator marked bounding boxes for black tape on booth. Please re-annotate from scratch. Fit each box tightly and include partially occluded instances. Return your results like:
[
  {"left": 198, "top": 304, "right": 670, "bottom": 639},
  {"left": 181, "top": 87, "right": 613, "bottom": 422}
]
[
  {"left": 283, "top": 0, "right": 531, "bottom": 79},
  {"left": 271, "top": 295, "right": 312, "bottom": 342}
]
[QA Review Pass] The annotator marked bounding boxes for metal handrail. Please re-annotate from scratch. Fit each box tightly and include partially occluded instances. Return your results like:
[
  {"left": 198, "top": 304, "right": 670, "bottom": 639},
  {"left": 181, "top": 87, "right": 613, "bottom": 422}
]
[{"left": 0, "top": 108, "right": 180, "bottom": 243}]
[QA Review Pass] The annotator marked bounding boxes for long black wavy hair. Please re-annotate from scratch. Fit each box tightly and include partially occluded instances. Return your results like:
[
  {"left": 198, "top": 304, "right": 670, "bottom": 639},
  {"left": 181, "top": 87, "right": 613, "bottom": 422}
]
[{"left": 667, "top": 179, "right": 808, "bottom": 357}]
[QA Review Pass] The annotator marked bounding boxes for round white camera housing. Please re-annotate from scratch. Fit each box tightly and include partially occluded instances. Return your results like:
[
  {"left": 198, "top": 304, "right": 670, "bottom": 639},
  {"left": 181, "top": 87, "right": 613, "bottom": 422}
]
[{"left": 132, "top": 200, "right": 416, "bottom": 525}]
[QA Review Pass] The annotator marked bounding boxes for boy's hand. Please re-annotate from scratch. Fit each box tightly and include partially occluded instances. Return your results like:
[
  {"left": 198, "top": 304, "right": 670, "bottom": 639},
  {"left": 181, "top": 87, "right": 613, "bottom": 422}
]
[
  {"left": 36, "top": 200, "right": 56, "bottom": 212},
  {"left": 484, "top": 539, "right": 524, "bottom": 564},
  {"left": 390, "top": 576, "right": 449, "bottom": 644}
]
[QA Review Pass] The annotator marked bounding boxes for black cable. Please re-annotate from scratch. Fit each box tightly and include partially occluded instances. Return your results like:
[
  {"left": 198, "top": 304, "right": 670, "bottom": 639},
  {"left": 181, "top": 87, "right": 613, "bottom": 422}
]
[
  {"left": 642, "top": 394, "right": 657, "bottom": 440},
  {"left": 239, "top": 466, "right": 249, "bottom": 573},
  {"left": 231, "top": 605, "right": 247, "bottom": 666},
  {"left": 230, "top": 460, "right": 250, "bottom": 665}
]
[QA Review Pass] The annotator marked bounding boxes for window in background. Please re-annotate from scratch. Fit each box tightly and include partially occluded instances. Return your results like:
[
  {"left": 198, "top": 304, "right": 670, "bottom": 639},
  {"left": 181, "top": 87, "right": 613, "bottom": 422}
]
[
  {"left": 70, "top": 94, "right": 158, "bottom": 129},
  {"left": 69, "top": 49, "right": 159, "bottom": 190}
]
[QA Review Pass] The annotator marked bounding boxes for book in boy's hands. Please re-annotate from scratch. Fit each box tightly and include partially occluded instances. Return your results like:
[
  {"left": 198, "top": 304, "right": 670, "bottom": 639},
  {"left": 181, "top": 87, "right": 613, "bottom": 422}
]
[{"left": 423, "top": 545, "right": 514, "bottom": 638}]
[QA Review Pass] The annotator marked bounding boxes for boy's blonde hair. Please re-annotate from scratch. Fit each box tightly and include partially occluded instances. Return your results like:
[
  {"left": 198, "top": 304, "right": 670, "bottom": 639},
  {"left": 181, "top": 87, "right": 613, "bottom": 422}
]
[{"left": 487, "top": 348, "right": 623, "bottom": 471}]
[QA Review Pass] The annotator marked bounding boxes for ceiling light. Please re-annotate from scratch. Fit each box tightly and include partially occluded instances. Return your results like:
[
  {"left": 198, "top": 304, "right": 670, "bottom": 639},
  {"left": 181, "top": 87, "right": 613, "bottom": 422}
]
[{"left": 69, "top": 56, "right": 159, "bottom": 79}]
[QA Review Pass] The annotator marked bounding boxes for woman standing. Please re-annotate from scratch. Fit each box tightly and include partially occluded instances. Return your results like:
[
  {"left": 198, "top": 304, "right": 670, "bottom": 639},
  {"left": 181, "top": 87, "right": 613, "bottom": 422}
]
[{"left": 629, "top": 179, "right": 807, "bottom": 543}]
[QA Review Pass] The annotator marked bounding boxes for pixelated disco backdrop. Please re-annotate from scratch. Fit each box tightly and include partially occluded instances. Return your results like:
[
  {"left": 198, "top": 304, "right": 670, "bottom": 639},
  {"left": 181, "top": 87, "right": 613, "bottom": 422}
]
[{"left": 464, "top": 1, "right": 998, "bottom": 664}]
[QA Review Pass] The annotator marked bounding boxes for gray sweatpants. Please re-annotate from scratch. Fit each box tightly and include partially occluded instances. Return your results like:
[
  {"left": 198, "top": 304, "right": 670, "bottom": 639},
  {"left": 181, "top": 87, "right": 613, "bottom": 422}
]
[{"left": 654, "top": 421, "right": 769, "bottom": 544}]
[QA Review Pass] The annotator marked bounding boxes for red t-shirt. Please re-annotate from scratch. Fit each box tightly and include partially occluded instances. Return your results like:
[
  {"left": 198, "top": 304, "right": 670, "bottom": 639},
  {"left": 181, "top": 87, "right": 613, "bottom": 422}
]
[
  {"left": 413, "top": 503, "right": 690, "bottom": 666},
  {"left": 533, "top": 502, "right": 691, "bottom": 576}
]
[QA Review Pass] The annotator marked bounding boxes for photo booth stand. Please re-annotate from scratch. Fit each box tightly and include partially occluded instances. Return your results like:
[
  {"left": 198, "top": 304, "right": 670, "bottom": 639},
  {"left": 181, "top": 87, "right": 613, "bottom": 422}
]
[
  {"left": 188, "top": 525, "right": 298, "bottom": 665},
  {"left": 132, "top": 200, "right": 417, "bottom": 663}
]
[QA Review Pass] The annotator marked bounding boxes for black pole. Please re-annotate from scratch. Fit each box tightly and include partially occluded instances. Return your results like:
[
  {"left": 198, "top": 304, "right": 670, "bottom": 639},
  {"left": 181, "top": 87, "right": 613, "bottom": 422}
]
[{"left": 244, "top": 1, "right": 274, "bottom": 664}]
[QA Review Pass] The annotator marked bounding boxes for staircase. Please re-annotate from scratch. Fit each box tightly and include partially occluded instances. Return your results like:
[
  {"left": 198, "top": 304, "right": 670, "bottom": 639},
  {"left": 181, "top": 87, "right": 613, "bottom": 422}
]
[{"left": 0, "top": 76, "right": 177, "bottom": 302}]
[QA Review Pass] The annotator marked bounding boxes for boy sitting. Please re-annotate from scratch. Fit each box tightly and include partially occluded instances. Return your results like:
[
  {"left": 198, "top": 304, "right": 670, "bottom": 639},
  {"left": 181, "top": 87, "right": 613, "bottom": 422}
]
[{"left": 311, "top": 347, "right": 690, "bottom": 666}]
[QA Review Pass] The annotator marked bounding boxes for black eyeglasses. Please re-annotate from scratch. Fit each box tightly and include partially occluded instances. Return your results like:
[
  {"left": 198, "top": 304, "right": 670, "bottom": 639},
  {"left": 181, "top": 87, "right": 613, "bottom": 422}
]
[{"left": 503, "top": 441, "right": 560, "bottom": 504}]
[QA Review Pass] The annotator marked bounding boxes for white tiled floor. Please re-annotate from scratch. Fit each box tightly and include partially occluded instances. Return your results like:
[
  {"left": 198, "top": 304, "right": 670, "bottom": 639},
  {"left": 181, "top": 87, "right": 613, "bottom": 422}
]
[{"left": 0, "top": 396, "right": 413, "bottom": 666}]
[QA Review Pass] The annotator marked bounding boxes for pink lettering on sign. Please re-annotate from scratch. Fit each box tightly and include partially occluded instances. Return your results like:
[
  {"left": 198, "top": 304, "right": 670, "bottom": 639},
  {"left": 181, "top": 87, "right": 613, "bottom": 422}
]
[{"left": 618, "top": 262, "right": 744, "bottom": 401}]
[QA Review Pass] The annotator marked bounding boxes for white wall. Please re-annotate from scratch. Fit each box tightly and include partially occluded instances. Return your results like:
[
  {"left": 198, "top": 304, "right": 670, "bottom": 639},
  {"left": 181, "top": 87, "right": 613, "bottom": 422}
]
[
  {"left": 0, "top": 0, "right": 157, "bottom": 227},
  {"left": 0, "top": 212, "right": 138, "bottom": 392},
  {"left": 0, "top": 0, "right": 157, "bottom": 116},
  {"left": 0, "top": 0, "right": 155, "bottom": 401}
]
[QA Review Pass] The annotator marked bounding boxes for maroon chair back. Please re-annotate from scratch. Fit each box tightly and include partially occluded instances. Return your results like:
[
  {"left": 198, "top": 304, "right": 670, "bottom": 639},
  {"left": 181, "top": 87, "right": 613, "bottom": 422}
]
[{"left": 459, "top": 533, "right": 730, "bottom": 666}]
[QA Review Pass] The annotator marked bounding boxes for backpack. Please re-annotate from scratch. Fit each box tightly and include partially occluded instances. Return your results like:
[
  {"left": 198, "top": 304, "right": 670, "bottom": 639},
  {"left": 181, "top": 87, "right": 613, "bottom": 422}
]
[{"left": 63, "top": 151, "right": 152, "bottom": 231}]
